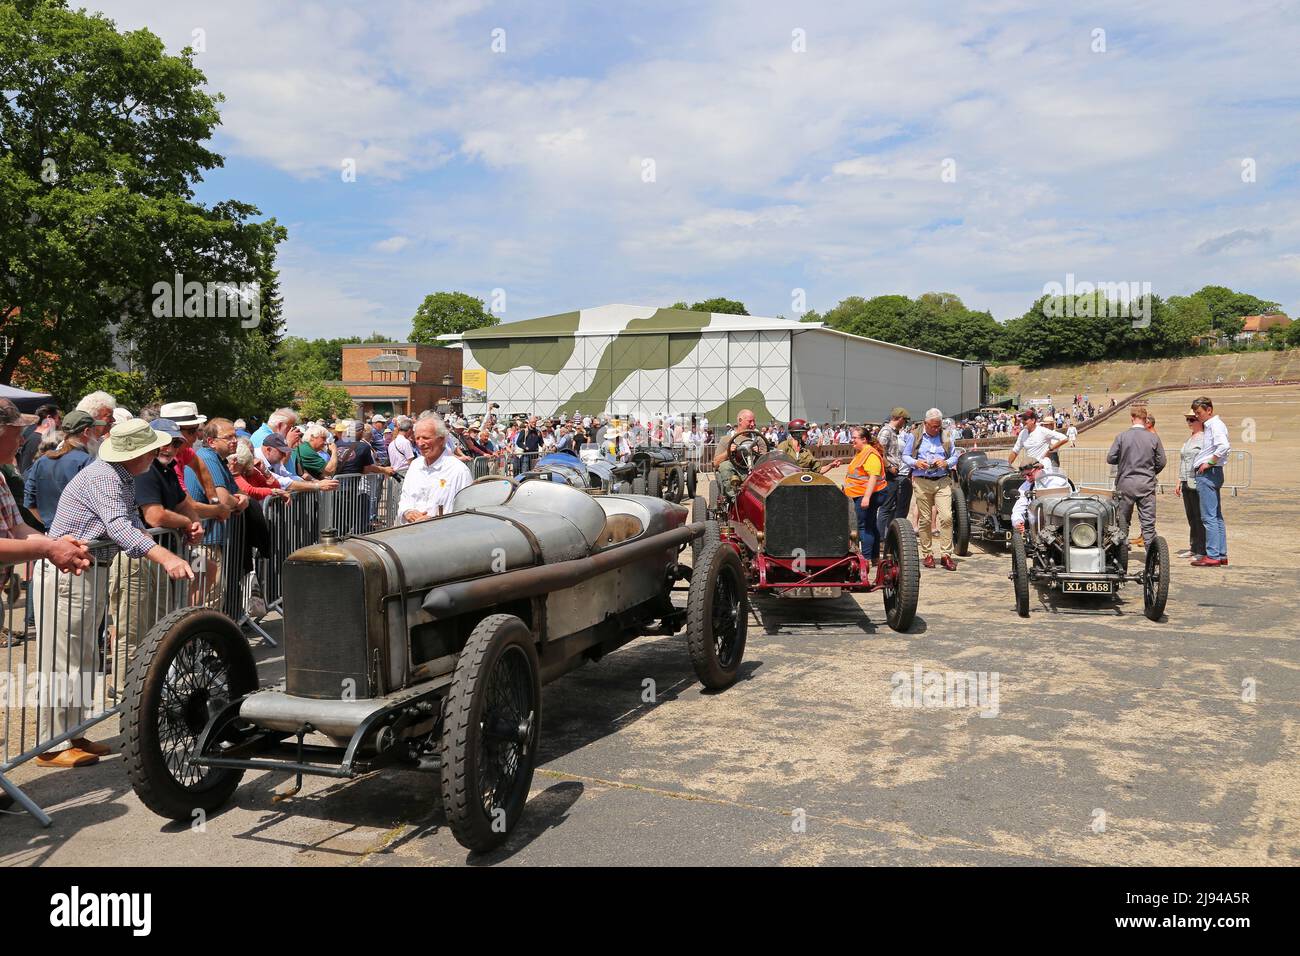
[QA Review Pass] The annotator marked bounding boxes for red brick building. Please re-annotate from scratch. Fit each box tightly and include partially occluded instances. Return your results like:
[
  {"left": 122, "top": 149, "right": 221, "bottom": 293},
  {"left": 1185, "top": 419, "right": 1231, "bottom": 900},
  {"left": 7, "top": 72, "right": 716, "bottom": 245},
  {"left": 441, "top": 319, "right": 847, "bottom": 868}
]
[{"left": 340, "top": 343, "right": 462, "bottom": 418}]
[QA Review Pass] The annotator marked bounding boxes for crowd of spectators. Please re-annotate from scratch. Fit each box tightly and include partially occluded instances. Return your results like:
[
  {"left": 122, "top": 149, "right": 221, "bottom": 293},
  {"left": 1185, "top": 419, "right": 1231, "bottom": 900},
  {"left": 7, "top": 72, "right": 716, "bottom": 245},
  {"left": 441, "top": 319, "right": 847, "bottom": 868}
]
[{"left": 0, "top": 384, "right": 1228, "bottom": 769}]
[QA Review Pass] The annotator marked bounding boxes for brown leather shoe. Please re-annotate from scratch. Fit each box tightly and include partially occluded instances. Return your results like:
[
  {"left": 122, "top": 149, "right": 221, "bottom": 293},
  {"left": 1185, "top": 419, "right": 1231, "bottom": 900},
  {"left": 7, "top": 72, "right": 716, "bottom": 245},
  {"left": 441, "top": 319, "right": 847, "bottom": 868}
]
[
  {"left": 71, "top": 738, "right": 113, "bottom": 757},
  {"left": 923, "top": 555, "right": 935, "bottom": 569},
  {"left": 941, "top": 555, "right": 957, "bottom": 571},
  {"left": 1218, "top": 558, "right": 1228, "bottom": 566},
  {"left": 35, "top": 748, "right": 99, "bottom": 768}
]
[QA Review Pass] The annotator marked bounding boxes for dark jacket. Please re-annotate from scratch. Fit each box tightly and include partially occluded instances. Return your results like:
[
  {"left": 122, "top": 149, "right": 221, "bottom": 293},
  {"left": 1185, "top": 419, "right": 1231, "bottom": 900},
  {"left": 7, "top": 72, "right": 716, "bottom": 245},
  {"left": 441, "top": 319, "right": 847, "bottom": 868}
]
[{"left": 1106, "top": 426, "right": 1166, "bottom": 495}]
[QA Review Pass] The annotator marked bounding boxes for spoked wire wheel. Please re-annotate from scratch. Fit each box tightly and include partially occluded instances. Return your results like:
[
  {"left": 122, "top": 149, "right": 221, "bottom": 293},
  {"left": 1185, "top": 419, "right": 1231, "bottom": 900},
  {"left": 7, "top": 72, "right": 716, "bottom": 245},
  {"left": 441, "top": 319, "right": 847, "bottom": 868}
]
[
  {"left": 125, "top": 608, "right": 258, "bottom": 820},
  {"left": 1143, "top": 535, "right": 1170, "bottom": 621},
  {"left": 158, "top": 636, "right": 232, "bottom": 787},
  {"left": 686, "top": 540, "right": 748, "bottom": 688},
  {"left": 441, "top": 614, "right": 540, "bottom": 853},
  {"left": 476, "top": 646, "right": 537, "bottom": 819},
  {"left": 882, "top": 518, "right": 920, "bottom": 632}
]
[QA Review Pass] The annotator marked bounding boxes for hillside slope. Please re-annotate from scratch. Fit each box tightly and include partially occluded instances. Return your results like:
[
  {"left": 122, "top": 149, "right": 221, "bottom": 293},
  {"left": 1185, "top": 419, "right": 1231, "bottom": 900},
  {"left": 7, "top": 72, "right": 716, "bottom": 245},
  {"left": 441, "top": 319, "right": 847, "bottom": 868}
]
[{"left": 990, "top": 350, "right": 1300, "bottom": 399}]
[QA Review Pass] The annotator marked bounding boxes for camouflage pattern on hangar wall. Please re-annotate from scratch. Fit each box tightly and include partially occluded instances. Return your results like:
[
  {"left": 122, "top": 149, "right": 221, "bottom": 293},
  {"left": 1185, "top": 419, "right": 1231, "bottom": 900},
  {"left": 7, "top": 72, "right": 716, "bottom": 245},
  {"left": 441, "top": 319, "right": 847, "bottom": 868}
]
[{"left": 460, "top": 305, "right": 793, "bottom": 423}]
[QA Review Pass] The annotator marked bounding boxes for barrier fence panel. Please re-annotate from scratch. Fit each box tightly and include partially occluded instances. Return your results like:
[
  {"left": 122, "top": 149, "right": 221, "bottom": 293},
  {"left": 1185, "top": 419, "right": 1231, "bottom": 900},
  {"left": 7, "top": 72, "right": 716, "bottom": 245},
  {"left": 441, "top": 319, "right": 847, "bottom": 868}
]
[
  {"left": 1, "top": 472, "right": 419, "bottom": 825},
  {"left": 470, "top": 455, "right": 505, "bottom": 479},
  {"left": 507, "top": 452, "right": 541, "bottom": 477},
  {"left": 2, "top": 529, "right": 188, "bottom": 825},
  {"left": 973, "top": 447, "right": 1252, "bottom": 494}
]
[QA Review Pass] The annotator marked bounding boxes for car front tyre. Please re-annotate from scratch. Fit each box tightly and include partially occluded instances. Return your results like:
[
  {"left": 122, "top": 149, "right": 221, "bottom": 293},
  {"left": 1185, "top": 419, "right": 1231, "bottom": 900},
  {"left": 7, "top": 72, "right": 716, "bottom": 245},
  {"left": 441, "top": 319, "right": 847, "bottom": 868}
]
[
  {"left": 686, "top": 540, "right": 747, "bottom": 689},
  {"left": 440, "top": 614, "right": 540, "bottom": 853},
  {"left": 124, "top": 607, "right": 258, "bottom": 821},
  {"left": 882, "top": 518, "right": 921, "bottom": 632},
  {"left": 1011, "top": 531, "right": 1030, "bottom": 617},
  {"left": 1143, "top": 535, "right": 1170, "bottom": 621}
]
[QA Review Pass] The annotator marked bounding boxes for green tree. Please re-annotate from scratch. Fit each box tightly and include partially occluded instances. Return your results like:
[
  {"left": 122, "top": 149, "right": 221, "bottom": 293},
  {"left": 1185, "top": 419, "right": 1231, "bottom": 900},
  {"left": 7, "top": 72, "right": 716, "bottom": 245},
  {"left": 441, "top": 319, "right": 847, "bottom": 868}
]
[
  {"left": 409, "top": 292, "right": 497, "bottom": 343},
  {"left": 988, "top": 371, "right": 1011, "bottom": 396},
  {"left": 295, "top": 381, "right": 354, "bottom": 421},
  {"left": 277, "top": 332, "right": 392, "bottom": 385},
  {"left": 1188, "top": 285, "right": 1280, "bottom": 339},
  {"left": 687, "top": 297, "right": 748, "bottom": 315},
  {"left": 0, "top": 0, "right": 285, "bottom": 411}
]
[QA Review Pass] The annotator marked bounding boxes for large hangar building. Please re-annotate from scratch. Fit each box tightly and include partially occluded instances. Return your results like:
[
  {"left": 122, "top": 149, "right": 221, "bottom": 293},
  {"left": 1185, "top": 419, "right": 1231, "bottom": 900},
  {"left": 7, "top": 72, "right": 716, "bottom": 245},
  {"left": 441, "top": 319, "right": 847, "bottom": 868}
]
[{"left": 447, "top": 304, "right": 983, "bottom": 424}]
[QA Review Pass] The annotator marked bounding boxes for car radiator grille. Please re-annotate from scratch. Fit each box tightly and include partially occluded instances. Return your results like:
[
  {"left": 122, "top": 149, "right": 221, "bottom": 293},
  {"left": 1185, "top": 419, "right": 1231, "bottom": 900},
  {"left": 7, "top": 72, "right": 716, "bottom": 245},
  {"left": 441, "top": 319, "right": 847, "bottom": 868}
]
[
  {"left": 764, "top": 485, "right": 851, "bottom": 558},
  {"left": 282, "top": 561, "right": 371, "bottom": 699}
]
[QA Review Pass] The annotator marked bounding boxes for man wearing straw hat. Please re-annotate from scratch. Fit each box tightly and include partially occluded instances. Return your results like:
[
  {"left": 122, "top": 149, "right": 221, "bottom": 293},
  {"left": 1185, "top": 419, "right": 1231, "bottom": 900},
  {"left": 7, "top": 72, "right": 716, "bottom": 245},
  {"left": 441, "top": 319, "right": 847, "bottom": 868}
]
[{"left": 32, "top": 418, "right": 195, "bottom": 768}]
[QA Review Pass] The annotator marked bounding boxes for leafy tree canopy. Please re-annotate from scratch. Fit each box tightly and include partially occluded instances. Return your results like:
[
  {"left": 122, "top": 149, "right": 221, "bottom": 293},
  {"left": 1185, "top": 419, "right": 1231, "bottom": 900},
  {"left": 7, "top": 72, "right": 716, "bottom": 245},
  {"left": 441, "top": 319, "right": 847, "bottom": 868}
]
[
  {"left": 409, "top": 291, "right": 497, "bottom": 343},
  {"left": 1, "top": 0, "right": 286, "bottom": 415}
]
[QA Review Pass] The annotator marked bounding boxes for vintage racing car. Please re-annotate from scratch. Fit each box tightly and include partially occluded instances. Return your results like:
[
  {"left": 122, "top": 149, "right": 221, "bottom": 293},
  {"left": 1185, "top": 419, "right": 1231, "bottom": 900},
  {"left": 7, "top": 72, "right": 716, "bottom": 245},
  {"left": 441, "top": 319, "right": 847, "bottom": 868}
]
[
  {"left": 628, "top": 445, "right": 698, "bottom": 502},
  {"left": 1010, "top": 484, "right": 1169, "bottom": 621},
  {"left": 123, "top": 479, "right": 747, "bottom": 853},
  {"left": 694, "top": 430, "right": 920, "bottom": 631},
  {"left": 522, "top": 450, "right": 638, "bottom": 493},
  {"left": 950, "top": 450, "right": 1023, "bottom": 554}
]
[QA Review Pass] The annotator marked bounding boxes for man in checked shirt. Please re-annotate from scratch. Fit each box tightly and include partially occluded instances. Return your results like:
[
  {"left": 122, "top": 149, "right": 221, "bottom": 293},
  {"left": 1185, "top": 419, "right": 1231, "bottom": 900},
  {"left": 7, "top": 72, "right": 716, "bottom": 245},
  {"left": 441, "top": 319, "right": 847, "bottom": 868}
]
[{"left": 32, "top": 418, "right": 195, "bottom": 768}]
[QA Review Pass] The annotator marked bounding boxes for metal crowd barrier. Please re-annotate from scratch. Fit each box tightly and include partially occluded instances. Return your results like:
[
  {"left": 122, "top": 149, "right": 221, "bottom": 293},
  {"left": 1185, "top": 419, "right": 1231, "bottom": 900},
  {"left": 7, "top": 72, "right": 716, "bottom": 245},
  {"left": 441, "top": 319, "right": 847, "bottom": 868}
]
[
  {"left": 976, "top": 447, "right": 1253, "bottom": 495},
  {"left": 1, "top": 528, "right": 191, "bottom": 825},
  {"left": 0, "top": 473, "right": 420, "bottom": 825},
  {"left": 470, "top": 455, "right": 505, "bottom": 479},
  {"left": 507, "top": 452, "right": 541, "bottom": 476}
]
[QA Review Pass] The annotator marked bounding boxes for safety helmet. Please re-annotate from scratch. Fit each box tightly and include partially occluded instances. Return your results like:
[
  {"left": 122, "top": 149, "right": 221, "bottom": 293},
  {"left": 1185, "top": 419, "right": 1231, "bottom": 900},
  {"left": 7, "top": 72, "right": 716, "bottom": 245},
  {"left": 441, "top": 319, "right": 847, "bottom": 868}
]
[{"left": 786, "top": 418, "right": 809, "bottom": 433}]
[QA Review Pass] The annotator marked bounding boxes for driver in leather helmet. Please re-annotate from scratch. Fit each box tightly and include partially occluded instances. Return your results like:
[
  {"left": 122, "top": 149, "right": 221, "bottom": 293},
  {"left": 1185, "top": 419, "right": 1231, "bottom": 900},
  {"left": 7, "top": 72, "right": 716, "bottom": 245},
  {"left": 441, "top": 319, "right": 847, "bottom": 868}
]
[{"left": 777, "top": 419, "right": 842, "bottom": 474}]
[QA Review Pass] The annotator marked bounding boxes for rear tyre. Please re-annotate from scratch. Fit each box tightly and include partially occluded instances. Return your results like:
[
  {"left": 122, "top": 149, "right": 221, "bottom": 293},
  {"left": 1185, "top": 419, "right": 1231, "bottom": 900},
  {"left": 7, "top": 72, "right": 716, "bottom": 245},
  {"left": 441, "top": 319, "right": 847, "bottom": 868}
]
[
  {"left": 881, "top": 518, "right": 920, "bottom": 632},
  {"left": 1143, "top": 535, "right": 1170, "bottom": 621},
  {"left": 124, "top": 607, "right": 258, "bottom": 821},
  {"left": 685, "top": 464, "right": 698, "bottom": 500},
  {"left": 951, "top": 485, "right": 971, "bottom": 557},
  {"left": 664, "top": 468, "right": 683, "bottom": 503},
  {"left": 1116, "top": 540, "right": 1130, "bottom": 574},
  {"left": 615, "top": 480, "right": 633, "bottom": 495},
  {"left": 704, "top": 476, "right": 719, "bottom": 509},
  {"left": 686, "top": 541, "right": 747, "bottom": 689},
  {"left": 690, "top": 514, "right": 720, "bottom": 566},
  {"left": 1011, "top": 531, "right": 1030, "bottom": 617},
  {"left": 440, "top": 614, "right": 540, "bottom": 853},
  {"left": 646, "top": 467, "right": 663, "bottom": 499},
  {"left": 631, "top": 475, "right": 647, "bottom": 495}
]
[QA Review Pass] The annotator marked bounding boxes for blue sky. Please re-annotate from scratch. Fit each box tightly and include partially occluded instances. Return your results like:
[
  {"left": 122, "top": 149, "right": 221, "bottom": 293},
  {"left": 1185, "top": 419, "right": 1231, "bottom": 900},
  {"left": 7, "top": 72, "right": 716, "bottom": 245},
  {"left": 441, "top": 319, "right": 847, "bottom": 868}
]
[{"left": 92, "top": 0, "right": 1300, "bottom": 337}]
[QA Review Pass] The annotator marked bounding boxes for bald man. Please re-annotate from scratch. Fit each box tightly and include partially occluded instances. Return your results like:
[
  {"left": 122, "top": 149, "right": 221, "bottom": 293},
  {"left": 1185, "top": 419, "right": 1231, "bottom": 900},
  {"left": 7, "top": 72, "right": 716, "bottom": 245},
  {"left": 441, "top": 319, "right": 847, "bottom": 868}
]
[{"left": 713, "top": 408, "right": 757, "bottom": 499}]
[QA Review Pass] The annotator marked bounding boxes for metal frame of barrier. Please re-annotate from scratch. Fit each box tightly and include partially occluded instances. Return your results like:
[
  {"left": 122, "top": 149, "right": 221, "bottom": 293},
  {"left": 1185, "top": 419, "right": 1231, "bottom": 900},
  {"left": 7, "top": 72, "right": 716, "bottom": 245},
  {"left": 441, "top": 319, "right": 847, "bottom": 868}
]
[
  {"left": 0, "top": 471, "right": 422, "bottom": 826},
  {"left": 975, "top": 447, "right": 1253, "bottom": 495},
  {"left": 1, "top": 528, "right": 188, "bottom": 825}
]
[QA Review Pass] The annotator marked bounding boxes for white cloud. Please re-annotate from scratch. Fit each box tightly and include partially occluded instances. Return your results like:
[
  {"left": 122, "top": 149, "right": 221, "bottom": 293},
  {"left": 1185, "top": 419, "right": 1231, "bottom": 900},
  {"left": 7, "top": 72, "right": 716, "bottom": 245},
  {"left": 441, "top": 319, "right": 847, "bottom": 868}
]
[{"left": 86, "top": 0, "right": 1300, "bottom": 326}]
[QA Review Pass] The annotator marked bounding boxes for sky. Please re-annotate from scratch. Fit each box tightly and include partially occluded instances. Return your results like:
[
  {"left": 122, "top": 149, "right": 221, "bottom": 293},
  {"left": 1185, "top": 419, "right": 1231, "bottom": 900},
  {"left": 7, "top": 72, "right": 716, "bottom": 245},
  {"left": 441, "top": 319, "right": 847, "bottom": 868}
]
[{"left": 90, "top": 0, "right": 1300, "bottom": 339}]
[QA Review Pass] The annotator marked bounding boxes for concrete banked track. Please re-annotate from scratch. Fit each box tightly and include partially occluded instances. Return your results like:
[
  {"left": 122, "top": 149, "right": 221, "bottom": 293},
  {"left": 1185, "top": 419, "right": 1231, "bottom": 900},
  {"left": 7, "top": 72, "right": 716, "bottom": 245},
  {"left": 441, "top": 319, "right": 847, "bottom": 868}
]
[{"left": 956, "top": 377, "right": 1300, "bottom": 449}]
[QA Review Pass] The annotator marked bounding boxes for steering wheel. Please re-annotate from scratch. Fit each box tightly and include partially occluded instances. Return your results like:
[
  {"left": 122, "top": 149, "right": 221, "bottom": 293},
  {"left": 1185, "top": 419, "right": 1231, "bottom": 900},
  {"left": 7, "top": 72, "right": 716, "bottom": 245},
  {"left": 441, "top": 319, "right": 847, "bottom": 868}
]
[{"left": 728, "top": 429, "right": 770, "bottom": 473}]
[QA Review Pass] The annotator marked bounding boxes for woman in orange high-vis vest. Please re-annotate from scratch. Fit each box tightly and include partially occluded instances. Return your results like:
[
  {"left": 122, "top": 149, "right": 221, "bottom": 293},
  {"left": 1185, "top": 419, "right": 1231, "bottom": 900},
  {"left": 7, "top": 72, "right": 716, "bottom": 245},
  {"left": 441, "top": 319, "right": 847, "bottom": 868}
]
[{"left": 844, "top": 425, "right": 886, "bottom": 564}]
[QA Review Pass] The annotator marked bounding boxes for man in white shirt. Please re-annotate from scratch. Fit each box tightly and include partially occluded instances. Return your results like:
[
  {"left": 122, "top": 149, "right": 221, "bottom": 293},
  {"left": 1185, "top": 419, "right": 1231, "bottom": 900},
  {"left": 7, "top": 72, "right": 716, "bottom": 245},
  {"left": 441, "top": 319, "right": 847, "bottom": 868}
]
[
  {"left": 1011, "top": 459, "right": 1072, "bottom": 532},
  {"left": 388, "top": 417, "right": 416, "bottom": 473},
  {"left": 1066, "top": 422, "right": 1078, "bottom": 446},
  {"left": 1007, "top": 408, "right": 1068, "bottom": 468},
  {"left": 398, "top": 413, "right": 472, "bottom": 523},
  {"left": 1189, "top": 396, "right": 1231, "bottom": 566}
]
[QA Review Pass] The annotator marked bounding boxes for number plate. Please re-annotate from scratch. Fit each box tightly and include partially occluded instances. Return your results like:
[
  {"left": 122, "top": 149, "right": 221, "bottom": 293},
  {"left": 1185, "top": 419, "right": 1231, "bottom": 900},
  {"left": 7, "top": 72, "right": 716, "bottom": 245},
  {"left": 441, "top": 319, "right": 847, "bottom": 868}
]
[{"left": 1062, "top": 580, "right": 1113, "bottom": 594}]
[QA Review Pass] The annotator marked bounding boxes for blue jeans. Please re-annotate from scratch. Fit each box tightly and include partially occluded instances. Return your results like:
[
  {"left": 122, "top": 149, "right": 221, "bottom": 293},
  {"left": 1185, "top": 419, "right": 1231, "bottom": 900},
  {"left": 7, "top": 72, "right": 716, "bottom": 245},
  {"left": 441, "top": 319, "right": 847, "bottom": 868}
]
[
  {"left": 855, "top": 492, "right": 883, "bottom": 560},
  {"left": 875, "top": 477, "right": 898, "bottom": 548},
  {"left": 1195, "top": 466, "right": 1226, "bottom": 559}
]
